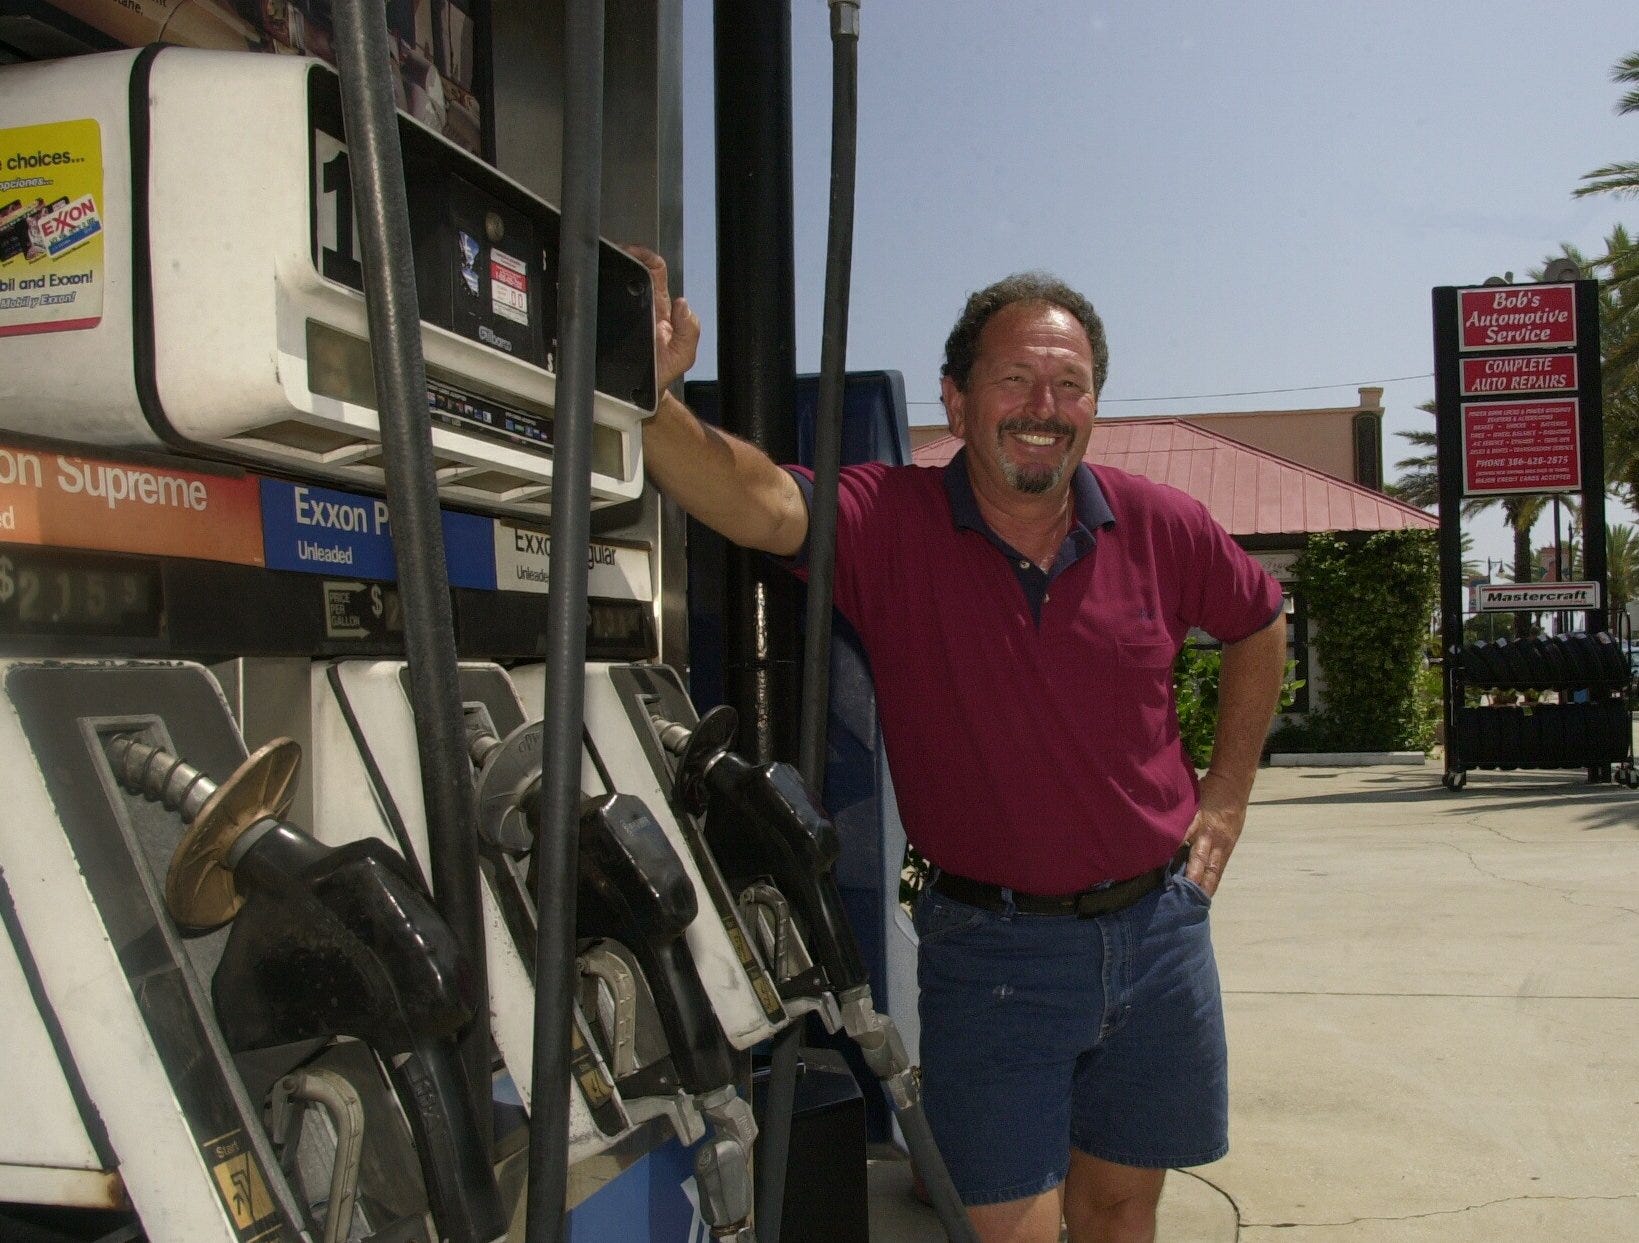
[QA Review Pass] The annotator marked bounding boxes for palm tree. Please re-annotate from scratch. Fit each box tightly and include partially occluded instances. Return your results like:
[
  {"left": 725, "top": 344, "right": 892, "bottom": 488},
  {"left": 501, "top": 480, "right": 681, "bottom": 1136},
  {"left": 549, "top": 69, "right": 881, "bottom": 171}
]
[
  {"left": 1384, "top": 413, "right": 1437, "bottom": 509},
  {"left": 1590, "top": 230, "right": 1639, "bottom": 505},
  {"left": 1609, "top": 522, "right": 1637, "bottom": 624},
  {"left": 1574, "top": 51, "right": 1639, "bottom": 201},
  {"left": 1572, "top": 52, "right": 1639, "bottom": 503}
]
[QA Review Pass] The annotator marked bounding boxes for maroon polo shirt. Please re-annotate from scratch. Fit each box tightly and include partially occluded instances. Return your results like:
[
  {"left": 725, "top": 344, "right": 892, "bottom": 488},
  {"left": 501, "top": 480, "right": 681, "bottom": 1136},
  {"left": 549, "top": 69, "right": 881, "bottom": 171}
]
[{"left": 789, "top": 451, "right": 1282, "bottom": 895}]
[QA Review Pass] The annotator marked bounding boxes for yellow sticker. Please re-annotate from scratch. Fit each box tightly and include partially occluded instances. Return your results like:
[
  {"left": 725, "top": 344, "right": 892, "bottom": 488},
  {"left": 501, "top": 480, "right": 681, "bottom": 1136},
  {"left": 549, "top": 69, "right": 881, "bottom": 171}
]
[
  {"left": 723, "top": 920, "right": 787, "bottom": 1021},
  {"left": 570, "top": 1022, "right": 614, "bottom": 1108},
  {"left": 203, "top": 1129, "right": 282, "bottom": 1239},
  {"left": 0, "top": 119, "right": 105, "bottom": 338}
]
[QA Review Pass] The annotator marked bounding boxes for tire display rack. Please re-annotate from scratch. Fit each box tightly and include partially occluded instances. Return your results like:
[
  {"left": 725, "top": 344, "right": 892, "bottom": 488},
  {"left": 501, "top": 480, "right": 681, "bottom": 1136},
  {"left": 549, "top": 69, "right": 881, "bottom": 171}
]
[{"left": 1446, "top": 628, "right": 1637, "bottom": 790}]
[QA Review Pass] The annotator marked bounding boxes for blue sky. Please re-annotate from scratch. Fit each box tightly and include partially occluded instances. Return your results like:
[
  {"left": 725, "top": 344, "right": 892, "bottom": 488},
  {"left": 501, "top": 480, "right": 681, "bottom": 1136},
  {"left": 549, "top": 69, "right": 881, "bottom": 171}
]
[{"left": 676, "top": 2, "right": 1638, "bottom": 568}]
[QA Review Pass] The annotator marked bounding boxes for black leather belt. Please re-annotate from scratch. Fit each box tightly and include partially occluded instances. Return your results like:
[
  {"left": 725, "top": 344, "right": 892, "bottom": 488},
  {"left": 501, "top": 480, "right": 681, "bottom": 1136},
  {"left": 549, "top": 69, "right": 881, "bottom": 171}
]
[{"left": 930, "top": 845, "right": 1190, "bottom": 918}]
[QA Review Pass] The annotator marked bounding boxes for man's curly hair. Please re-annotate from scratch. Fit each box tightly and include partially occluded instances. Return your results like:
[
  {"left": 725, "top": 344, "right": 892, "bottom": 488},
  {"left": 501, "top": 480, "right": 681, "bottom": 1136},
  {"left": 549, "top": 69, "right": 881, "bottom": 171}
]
[{"left": 940, "top": 272, "right": 1109, "bottom": 396}]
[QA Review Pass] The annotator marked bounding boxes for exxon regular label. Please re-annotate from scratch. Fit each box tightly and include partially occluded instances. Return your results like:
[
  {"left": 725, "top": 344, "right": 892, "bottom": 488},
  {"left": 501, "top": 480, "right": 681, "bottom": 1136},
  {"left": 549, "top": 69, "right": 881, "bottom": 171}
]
[{"left": 494, "top": 520, "right": 649, "bottom": 600}]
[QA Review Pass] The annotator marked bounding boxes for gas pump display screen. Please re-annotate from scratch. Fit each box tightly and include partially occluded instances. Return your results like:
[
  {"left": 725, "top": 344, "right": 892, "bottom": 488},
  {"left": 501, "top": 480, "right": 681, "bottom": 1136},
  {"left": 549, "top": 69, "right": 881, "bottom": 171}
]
[
  {"left": 306, "top": 67, "right": 657, "bottom": 423},
  {"left": 587, "top": 600, "right": 653, "bottom": 662},
  {"left": 0, "top": 547, "right": 162, "bottom": 638}
]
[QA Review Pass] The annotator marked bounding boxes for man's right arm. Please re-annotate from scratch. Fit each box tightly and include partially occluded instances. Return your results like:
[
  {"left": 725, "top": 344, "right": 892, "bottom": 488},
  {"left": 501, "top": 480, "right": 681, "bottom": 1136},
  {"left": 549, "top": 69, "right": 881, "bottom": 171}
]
[
  {"left": 630, "top": 245, "right": 809, "bottom": 557},
  {"left": 642, "top": 390, "right": 810, "bottom": 557}
]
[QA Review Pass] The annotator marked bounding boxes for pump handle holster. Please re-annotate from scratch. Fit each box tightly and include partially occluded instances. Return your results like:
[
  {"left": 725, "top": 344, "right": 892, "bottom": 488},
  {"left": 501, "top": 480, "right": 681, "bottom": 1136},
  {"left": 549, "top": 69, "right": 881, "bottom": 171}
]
[
  {"left": 698, "top": 753, "right": 868, "bottom": 995},
  {"left": 212, "top": 827, "right": 505, "bottom": 1243},
  {"left": 574, "top": 793, "right": 738, "bottom": 1094}
]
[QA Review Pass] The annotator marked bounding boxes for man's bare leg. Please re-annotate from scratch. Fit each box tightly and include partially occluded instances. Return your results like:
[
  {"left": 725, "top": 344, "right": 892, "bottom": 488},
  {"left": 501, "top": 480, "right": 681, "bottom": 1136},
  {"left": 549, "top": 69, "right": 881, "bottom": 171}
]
[
  {"left": 966, "top": 1187, "right": 1065, "bottom": 1243},
  {"left": 1062, "top": 1152, "right": 1165, "bottom": 1243}
]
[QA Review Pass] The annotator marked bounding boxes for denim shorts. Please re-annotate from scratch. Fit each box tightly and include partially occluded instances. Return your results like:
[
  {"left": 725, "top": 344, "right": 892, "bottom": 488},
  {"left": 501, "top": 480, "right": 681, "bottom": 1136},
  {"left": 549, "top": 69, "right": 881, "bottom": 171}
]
[{"left": 913, "top": 859, "right": 1228, "bottom": 1206}]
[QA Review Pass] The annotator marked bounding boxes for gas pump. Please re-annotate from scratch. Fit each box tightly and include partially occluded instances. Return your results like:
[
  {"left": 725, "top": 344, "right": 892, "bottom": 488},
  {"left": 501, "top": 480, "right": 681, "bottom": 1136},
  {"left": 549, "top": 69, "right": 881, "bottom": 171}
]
[
  {"left": 300, "top": 654, "right": 797, "bottom": 1233},
  {"left": 1, "top": 4, "right": 984, "bottom": 1241},
  {"left": 0, "top": 657, "right": 498, "bottom": 1241},
  {"left": 0, "top": 28, "right": 698, "bottom": 1243},
  {"left": 104, "top": 731, "right": 506, "bottom": 1243}
]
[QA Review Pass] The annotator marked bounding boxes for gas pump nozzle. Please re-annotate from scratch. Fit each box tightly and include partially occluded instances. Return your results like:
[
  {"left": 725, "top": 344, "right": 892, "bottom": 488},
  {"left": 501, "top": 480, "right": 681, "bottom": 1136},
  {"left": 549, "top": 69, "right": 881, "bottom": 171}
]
[
  {"left": 655, "top": 708, "right": 925, "bottom": 1102},
  {"left": 656, "top": 706, "right": 867, "bottom": 1000},
  {"left": 577, "top": 793, "right": 760, "bottom": 1241},
  {"left": 105, "top": 735, "right": 508, "bottom": 1243},
  {"left": 654, "top": 711, "right": 984, "bottom": 1241}
]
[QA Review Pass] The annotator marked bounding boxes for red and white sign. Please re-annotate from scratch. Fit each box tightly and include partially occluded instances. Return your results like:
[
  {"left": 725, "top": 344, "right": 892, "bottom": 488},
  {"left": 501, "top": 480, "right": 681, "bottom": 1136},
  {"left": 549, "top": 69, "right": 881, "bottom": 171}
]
[
  {"left": 1458, "top": 284, "right": 1577, "bottom": 352},
  {"left": 1460, "top": 353, "right": 1577, "bottom": 396},
  {"left": 1461, "top": 399, "right": 1581, "bottom": 495},
  {"left": 489, "top": 249, "right": 529, "bottom": 326}
]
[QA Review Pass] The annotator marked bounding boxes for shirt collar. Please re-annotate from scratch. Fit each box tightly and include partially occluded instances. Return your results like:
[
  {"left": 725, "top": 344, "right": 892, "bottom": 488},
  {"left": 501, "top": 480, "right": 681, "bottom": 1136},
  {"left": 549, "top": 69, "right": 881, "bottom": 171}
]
[{"left": 943, "top": 447, "right": 1115, "bottom": 540}]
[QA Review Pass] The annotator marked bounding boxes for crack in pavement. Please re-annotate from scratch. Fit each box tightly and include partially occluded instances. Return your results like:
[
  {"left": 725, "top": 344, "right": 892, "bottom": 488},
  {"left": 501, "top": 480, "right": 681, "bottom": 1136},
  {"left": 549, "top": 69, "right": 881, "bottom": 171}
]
[
  {"left": 1438, "top": 840, "right": 1639, "bottom": 920},
  {"left": 1245, "top": 1190, "right": 1639, "bottom": 1229},
  {"left": 1457, "top": 809, "right": 1639, "bottom": 845}
]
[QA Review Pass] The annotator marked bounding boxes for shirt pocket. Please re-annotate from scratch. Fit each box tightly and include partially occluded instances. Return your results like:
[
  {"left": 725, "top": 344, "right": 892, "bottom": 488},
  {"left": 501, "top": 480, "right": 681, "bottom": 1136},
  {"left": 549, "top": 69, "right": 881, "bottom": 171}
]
[{"left": 1114, "top": 637, "right": 1178, "bottom": 670}]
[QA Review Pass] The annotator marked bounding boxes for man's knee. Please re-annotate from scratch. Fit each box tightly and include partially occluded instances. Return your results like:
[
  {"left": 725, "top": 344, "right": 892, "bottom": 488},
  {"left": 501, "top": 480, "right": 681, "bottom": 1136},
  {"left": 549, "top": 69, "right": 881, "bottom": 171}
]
[
  {"left": 966, "top": 1188, "right": 1065, "bottom": 1243},
  {"left": 1063, "top": 1153, "right": 1165, "bottom": 1243}
]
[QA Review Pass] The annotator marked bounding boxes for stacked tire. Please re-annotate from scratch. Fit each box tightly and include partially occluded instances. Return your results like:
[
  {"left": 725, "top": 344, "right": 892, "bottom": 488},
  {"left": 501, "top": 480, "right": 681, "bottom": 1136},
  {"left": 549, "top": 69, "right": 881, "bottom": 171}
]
[
  {"left": 1456, "top": 701, "right": 1631, "bottom": 769},
  {"left": 1459, "top": 632, "right": 1630, "bottom": 691},
  {"left": 1454, "top": 630, "right": 1634, "bottom": 772}
]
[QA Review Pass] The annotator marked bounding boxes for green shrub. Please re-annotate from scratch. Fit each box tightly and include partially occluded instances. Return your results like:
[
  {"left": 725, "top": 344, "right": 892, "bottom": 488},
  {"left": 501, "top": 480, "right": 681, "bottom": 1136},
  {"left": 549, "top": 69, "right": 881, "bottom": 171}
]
[
  {"left": 1175, "top": 642, "right": 1305, "bottom": 766},
  {"left": 1269, "top": 529, "right": 1440, "bottom": 753},
  {"left": 1173, "top": 643, "right": 1223, "bottom": 768}
]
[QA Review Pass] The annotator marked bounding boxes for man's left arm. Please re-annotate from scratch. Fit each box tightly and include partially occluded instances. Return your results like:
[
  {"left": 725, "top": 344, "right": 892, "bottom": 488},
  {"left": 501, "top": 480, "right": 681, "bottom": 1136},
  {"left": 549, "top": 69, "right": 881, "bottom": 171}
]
[{"left": 1185, "top": 615, "right": 1287, "bottom": 896}]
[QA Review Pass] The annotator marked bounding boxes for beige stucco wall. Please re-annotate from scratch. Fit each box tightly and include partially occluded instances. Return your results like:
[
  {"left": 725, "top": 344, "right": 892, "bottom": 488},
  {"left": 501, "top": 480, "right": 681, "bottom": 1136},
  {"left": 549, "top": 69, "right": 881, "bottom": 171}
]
[{"left": 1181, "top": 408, "right": 1360, "bottom": 481}]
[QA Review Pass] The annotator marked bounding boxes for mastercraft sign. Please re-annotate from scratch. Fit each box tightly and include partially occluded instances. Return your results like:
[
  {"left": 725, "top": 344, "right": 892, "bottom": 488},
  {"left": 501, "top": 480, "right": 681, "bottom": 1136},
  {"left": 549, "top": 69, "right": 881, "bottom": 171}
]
[
  {"left": 1475, "top": 581, "right": 1601, "bottom": 613},
  {"left": 1458, "top": 284, "right": 1576, "bottom": 351}
]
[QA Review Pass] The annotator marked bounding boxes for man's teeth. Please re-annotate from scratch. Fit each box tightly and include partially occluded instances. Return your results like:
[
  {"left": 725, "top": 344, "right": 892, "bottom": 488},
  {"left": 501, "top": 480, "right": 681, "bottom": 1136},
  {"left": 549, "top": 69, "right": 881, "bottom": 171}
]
[{"left": 1014, "top": 432, "right": 1057, "bottom": 446}]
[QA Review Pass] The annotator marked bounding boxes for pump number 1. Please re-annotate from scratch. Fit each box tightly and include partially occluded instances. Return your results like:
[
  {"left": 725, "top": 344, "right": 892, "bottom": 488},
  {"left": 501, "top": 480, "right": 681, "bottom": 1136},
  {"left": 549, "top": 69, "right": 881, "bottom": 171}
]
[{"left": 313, "top": 131, "right": 363, "bottom": 290}]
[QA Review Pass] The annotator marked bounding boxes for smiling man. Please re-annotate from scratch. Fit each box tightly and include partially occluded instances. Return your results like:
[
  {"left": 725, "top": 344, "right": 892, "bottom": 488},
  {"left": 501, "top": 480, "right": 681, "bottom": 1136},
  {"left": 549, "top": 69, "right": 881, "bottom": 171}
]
[{"left": 638, "top": 256, "right": 1288, "bottom": 1243}]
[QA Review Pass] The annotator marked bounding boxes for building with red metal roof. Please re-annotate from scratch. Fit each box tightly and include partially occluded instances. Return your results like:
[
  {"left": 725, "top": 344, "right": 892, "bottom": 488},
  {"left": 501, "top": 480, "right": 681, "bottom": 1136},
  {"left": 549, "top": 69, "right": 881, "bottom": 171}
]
[{"left": 910, "top": 417, "right": 1436, "bottom": 539}]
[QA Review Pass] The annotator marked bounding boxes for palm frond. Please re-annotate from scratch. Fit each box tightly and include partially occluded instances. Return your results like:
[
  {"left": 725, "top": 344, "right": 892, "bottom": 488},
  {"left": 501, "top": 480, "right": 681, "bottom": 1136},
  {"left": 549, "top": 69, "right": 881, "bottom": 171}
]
[
  {"left": 1573, "top": 162, "right": 1639, "bottom": 199},
  {"left": 1612, "top": 50, "right": 1639, "bottom": 115}
]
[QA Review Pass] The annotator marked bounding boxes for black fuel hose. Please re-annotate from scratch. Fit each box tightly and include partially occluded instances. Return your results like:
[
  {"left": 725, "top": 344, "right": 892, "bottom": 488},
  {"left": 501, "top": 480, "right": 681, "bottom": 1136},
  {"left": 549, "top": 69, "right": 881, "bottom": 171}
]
[
  {"left": 523, "top": 3, "right": 605, "bottom": 1242},
  {"left": 756, "top": 5, "right": 860, "bottom": 1242},
  {"left": 328, "top": 0, "right": 491, "bottom": 1146},
  {"left": 794, "top": 0, "right": 859, "bottom": 791},
  {"left": 785, "top": 7, "right": 977, "bottom": 1241}
]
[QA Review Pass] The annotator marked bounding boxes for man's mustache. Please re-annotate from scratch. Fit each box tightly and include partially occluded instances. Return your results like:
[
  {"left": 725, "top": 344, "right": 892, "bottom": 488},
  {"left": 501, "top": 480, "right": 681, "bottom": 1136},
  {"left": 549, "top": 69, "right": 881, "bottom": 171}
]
[{"left": 997, "top": 417, "right": 1074, "bottom": 439}]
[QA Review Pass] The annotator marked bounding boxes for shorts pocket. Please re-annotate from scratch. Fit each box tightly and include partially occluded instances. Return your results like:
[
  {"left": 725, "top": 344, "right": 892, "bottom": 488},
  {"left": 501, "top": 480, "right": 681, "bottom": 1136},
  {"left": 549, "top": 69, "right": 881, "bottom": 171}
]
[
  {"left": 913, "top": 887, "right": 990, "bottom": 945},
  {"left": 1172, "top": 871, "right": 1214, "bottom": 908}
]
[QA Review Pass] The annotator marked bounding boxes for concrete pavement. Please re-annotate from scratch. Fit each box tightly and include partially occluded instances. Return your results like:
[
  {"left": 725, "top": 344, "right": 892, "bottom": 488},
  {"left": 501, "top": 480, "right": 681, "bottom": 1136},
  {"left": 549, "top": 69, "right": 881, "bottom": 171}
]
[{"left": 869, "top": 760, "right": 1639, "bottom": 1241}]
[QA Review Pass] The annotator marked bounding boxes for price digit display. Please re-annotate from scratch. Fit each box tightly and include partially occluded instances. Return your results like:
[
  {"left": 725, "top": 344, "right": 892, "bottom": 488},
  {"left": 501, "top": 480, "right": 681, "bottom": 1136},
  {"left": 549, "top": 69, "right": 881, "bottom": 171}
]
[{"left": 0, "top": 549, "right": 162, "bottom": 638}]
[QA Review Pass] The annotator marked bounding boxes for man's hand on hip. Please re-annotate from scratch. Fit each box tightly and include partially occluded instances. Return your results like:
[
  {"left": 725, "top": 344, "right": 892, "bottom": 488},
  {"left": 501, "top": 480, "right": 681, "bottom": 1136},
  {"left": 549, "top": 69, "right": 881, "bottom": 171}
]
[{"left": 1184, "top": 770, "right": 1248, "bottom": 897}]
